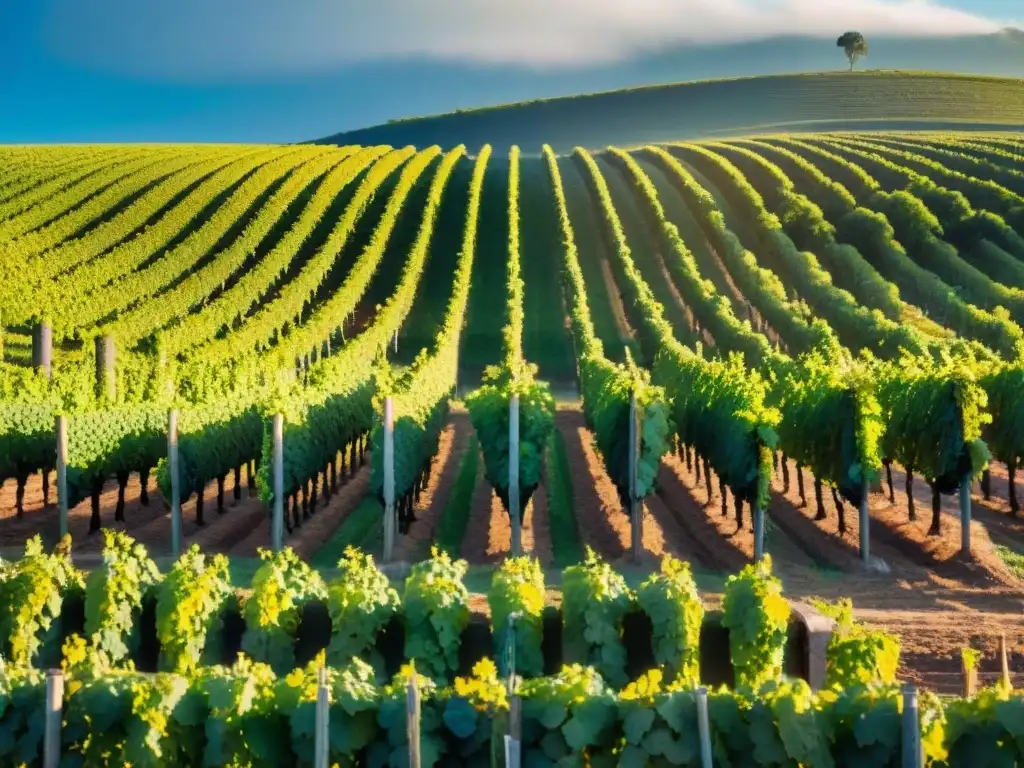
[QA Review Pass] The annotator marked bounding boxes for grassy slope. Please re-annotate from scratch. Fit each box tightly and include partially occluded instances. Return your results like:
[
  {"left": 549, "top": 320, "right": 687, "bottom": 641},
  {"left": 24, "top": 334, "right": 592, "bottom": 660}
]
[{"left": 315, "top": 71, "right": 1024, "bottom": 152}]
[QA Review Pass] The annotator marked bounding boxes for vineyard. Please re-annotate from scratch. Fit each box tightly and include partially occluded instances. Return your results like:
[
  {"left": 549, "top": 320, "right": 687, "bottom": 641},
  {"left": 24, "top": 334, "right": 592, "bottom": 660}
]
[
  {"left": 0, "top": 536, "right": 1022, "bottom": 766},
  {"left": 2, "top": 131, "right": 1024, "bottom": 705}
]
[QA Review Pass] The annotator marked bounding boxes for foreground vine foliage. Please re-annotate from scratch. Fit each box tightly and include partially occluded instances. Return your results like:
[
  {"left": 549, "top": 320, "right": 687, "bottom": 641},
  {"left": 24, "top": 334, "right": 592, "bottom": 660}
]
[{"left": 721, "top": 555, "right": 791, "bottom": 691}]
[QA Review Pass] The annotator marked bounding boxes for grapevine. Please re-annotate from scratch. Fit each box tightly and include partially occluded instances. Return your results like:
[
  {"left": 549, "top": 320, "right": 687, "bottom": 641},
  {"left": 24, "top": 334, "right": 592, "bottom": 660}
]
[
  {"left": 402, "top": 548, "right": 471, "bottom": 682},
  {"left": 84, "top": 530, "right": 161, "bottom": 665},
  {"left": 0, "top": 535, "right": 83, "bottom": 667},
  {"left": 324, "top": 547, "right": 400, "bottom": 672},
  {"left": 488, "top": 555, "right": 545, "bottom": 678},
  {"left": 154, "top": 545, "right": 234, "bottom": 674},
  {"left": 561, "top": 548, "right": 632, "bottom": 689},
  {"left": 241, "top": 547, "right": 327, "bottom": 675},
  {"left": 635, "top": 555, "right": 705, "bottom": 686},
  {"left": 721, "top": 554, "right": 791, "bottom": 691}
]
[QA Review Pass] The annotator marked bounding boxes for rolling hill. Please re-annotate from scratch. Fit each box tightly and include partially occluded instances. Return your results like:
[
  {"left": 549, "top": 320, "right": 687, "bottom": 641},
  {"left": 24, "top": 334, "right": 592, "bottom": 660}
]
[{"left": 315, "top": 71, "right": 1024, "bottom": 152}]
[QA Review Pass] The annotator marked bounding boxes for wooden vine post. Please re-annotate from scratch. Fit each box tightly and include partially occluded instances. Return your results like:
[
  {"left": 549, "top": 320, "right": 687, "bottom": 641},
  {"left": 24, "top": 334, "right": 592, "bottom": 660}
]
[
  {"left": 959, "top": 474, "right": 972, "bottom": 554},
  {"left": 272, "top": 413, "right": 285, "bottom": 552},
  {"left": 695, "top": 687, "right": 713, "bottom": 768},
  {"left": 55, "top": 415, "right": 68, "bottom": 539},
  {"left": 43, "top": 668, "right": 63, "bottom": 768},
  {"left": 859, "top": 476, "right": 870, "bottom": 564},
  {"left": 961, "top": 653, "right": 978, "bottom": 698},
  {"left": 999, "top": 634, "right": 1011, "bottom": 690},
  {"left": 629, "top": 389, "right": 642, "bottom": 564},
  {"left": 314, "top": 666, "right": 329, "bottom": 768},
  {"left": 95, "top": 334, "right": 116, "bottom": 401},
  {"left": 32, "top": 321, "right": 52, "bottom": 379},
  {"left": 509, "top": 394, "right": 521, "bottom": 556},
  {"left": 407, "top": 671, "right": 421, "bottom": 768},
  {"left": 505, "top": 613, "right": 522, "bottom": 768},
  {"left": 901, "top": 684, "right": 922, "bottom": 768},
  {"left": 383, "top": 397, "right": 396, "bottom": 564},
  {"left": 168, "top": 409, "right": 182, "bottom": 557},
  {"left": 753, "top": 503, "right": 765, "bottom": 562}
]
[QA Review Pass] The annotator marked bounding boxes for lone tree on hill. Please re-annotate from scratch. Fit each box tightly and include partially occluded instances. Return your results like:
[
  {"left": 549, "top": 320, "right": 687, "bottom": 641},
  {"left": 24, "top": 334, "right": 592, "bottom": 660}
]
[{"left": 837, "top": 31, "right": 868, "bottom": 70}]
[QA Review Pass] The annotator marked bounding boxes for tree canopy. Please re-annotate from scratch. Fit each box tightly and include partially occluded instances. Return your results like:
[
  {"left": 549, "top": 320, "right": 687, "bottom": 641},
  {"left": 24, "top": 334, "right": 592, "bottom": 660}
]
[{"left": 837, "top": 32, "right": 869, "bottom": 71}]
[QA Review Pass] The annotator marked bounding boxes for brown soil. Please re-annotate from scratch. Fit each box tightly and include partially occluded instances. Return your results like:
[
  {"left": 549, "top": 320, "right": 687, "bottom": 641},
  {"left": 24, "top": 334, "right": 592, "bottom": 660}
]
[
  {"left": 658, "top": 452, "right": 801, "bottom": 572},
  {"left": 769, "top": 457, "right": 917, "bottom": 574},
  {"left": 867, "top": 463, "right": 1016, "bottom": 586},
  {"left": 767, "top": 576, "right": 1024, "bottom": 694},
  {"left": 460, "top": 448, "right": 494, "bottom": 564},
  {"left": 962, "top": 463, "right": 1024, "bottom": 546},
  {"left": 394, "top": 414, "right": 471, "bottom": 563},
  {"left": 229, "top": 459, "right": 370, "bottom": 560},
  {"left": 0, "top": 468, "right": 259, "bottom": 559},
  {"left": 554, "top": 406, "right": 710, "bottom": 568},
  {"left": 464, "top": 483, "right": 553, "bottom": 566},
  {"left": 458, "top": 420, "right": 554, "bottom": 566}
]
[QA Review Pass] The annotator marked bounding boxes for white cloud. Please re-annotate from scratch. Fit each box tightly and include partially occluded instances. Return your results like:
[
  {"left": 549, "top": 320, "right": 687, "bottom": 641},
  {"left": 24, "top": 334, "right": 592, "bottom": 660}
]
[{"left": 43, "top": 0, "right": 1009, "bottom": 80}]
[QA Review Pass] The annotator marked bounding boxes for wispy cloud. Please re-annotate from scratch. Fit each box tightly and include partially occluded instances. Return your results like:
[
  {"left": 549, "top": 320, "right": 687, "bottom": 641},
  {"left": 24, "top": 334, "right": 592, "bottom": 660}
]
[{"left": 44, "top": 0, "right": 1010, "bottom": 80}]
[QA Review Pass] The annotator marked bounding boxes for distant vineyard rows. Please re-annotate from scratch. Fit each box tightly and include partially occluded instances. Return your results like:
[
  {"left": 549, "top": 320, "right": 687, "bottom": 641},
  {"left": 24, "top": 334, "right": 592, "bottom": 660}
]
[{"left": 1, "top": 133, "right": 1023, "bottom": 544}]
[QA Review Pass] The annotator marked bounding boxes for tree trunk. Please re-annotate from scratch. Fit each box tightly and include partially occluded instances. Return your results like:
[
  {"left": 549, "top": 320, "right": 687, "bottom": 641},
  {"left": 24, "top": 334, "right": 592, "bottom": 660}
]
[
  {"left": 323, "top": 466, "right": 332, "bottom": 503},
  {"left": 234, "top": 466, "right": 242, "bottom": 501},
  {"left": 772, "top": 451, "right": 779, "bottom": 477},
  {"left": 831, "top": 486, "right": 847, "bottom": 535},
  {"left": 115, "top": 470, "right": 129, "bottom": 522},
  {"left": 720, "top": 477, "right": 728, "bottom": 518},
  {"left": 311, "top": 474, "right": 319, "bottom": 515},
  {"left": 885, "top": 461, "right": 895, "bottom": 504},
  {"left": 196, "top": 487, "right": 205, "bottom": 526},
  {"left": 734, "top": 492, "right": 744, "bottom": 529},
  {"left": 292, "top": 491, "right": 300, "bottom": 531},
  {"left": 906, "top": 467, "right": 916, "bottom": 522},
  {"left": 684, "top": 445, "right": 692, "bottom": 472},
  {"left": 703, "top": 457, "right": 713, "bottom": 507},
  {"left": 42, "top": 470, "right": 51, "bottom": 508},
  {"left": 90, "top": 477, "right": 104, "bottom": 533},
  {"left": 796, "top": 464, "right": 806, "bottom": 507},
  {"left": 330, "top": 458, "right": 337, "bottom": 491},
  {"left": 248, "top": 460, "right": 256, "bottom": 497},
  {"left": 15, "top": 473, "right": 27, "bottom": 518},
  {"left": 1009, "top": 460, "right": 1019, "bottom": 516},
  {"left": 928, "top": 481, "right": 941, "bottom": 536},
  {"left": 216, "top": 474, "right": 226, "bottom": 513},
  {"left": 814, "top": 478, "right": 826, "bottom": 520},
  {"left": 139, "top": 467, "right": 150, "bottom": 506},
  {"left": 694, "top": 452, "right": 702, "bottom": 484},
  {"left": 781, "top": 455, "right": 790, "bottom": 494},
  {"left": 301, "top": 483, "right": 309, "bottom": 522}
]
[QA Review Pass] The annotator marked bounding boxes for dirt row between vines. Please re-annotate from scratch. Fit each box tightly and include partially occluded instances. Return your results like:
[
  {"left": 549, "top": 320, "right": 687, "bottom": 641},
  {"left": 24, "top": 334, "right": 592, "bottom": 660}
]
[
  {"left": 0, "top": 468, "right": 263, "bottom": 559},
  {"left": 552, "top": 402, "right": 1023, "bottom": 693},
  {"left": 393, "top": 415, "right": 471, "bottom": 563},
  {"left": 0, "top": 445, "right": 373, "bottom": 563},
  {"left": 552, "top": 407, "right": 719, "bottom": 570},
  {"left": 459, "top": 416, "right": 554, "bottom": 566}
]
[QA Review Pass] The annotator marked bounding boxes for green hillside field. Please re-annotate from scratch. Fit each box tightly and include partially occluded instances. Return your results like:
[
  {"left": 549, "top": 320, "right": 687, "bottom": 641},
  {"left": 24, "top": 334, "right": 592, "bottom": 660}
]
[
  {"left": 2, "top": 118, "right": 1024, "bottom": 703},
  {"left": 316, "top": 71, "right": 1024, "bottom": 151}
]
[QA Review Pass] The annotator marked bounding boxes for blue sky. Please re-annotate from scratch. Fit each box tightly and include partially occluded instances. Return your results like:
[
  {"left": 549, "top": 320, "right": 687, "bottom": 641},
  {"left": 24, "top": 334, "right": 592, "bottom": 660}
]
[{"left": 1, "top": 0, "right": 1019, "bottom": 144}]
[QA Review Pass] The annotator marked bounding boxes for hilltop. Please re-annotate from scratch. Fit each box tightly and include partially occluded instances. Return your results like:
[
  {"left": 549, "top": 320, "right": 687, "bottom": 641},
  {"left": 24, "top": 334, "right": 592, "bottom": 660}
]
[{"left": 315, "top": 70, "right": 1024, "bottom": 152}]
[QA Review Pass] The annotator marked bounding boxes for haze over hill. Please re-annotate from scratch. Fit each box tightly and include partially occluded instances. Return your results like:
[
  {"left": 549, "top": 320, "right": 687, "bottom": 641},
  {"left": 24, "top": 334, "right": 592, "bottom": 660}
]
[
  {"left": 315, "top": 69, "right": 1024, "bottom": 153},
  {"left": 315, "top": 29, "right": 1024, "bottom": 149}
]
